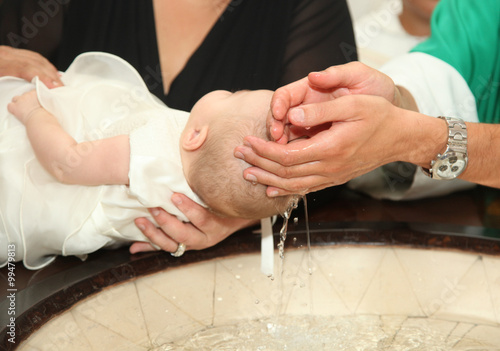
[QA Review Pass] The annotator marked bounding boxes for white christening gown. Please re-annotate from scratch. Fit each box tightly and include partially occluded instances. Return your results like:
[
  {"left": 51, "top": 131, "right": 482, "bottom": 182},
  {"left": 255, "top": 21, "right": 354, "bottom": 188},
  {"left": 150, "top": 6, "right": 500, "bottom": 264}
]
[{"left": 0, "top": 52, "right": 204, "bottom": 269}]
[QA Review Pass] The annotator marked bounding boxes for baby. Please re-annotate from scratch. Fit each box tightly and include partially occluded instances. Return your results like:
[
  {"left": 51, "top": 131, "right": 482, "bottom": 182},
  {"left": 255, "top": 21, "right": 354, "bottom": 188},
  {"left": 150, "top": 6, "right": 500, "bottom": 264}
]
[{"left": 0, "top": 52, "right": 293, "bottom": 269}]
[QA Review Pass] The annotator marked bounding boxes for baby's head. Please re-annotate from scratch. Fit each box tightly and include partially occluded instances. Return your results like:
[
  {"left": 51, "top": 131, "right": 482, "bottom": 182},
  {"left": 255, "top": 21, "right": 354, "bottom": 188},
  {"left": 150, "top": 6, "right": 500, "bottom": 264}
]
[{"left": 180, "top": 90, "right": 295, "bottom": 219}]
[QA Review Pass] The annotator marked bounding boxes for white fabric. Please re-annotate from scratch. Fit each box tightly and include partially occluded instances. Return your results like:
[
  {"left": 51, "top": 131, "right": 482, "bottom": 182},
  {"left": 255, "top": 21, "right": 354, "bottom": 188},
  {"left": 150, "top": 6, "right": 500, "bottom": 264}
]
[
  {"left": 0, "top": 52, "right": 204, "bottom": 269},
  {"left": 348, "top": 52, "right": 478, "bottom": 200},
  {"left": 260, "top": 217, "right": 274, "bottom": 277},
  {"left": 354, "top": 1, "right": 427, "bottom": 69}
]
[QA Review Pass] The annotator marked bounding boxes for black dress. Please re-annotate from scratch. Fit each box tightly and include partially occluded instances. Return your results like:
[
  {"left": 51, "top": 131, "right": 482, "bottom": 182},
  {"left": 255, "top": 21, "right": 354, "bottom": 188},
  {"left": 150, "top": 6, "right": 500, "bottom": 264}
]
[{"left": 0, "top": 0, "right": 357, "bottom": 112}]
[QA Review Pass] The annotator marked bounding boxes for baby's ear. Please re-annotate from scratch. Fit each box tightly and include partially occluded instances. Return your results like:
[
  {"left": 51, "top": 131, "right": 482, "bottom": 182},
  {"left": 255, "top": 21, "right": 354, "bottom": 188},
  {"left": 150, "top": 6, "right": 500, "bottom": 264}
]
[{"left": 181, "top": 125, "right": 209, "bottom": 151}]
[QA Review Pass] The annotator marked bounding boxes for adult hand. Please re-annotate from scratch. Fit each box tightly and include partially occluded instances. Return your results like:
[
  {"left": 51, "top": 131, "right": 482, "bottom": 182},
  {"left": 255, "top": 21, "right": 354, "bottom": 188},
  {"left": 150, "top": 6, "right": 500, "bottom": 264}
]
[
  {"left": 0, "top": 46, "right": 63, "bottom": 88},
  {"left": 235, "top": 94, "right": 439, "bottom": 196},
  {"left": 129, "top": 193, "right": 257, "bottom": 254},
  {"left": 267, "top": 61, "right": 397, "bottom": 144}
]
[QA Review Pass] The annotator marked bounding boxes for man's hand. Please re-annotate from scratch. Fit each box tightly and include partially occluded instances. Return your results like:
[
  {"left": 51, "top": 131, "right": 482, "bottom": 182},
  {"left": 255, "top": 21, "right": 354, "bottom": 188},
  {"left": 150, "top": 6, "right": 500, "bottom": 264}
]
[
  {"left": 236, "top": 95, "right": 418, "bottom": 196},
  {"left": 267, "top": 62, "right": 396, "bottom": 144}
]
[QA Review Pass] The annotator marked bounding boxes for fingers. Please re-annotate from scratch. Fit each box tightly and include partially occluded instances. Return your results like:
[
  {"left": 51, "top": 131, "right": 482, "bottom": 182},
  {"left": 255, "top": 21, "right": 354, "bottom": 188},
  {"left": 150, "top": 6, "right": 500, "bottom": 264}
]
[
  {"left": 266, "top": 109, "right": 287, "bottom": 143},
  {"left": 235, "top": 143, "right": 284, "bottom": 176},
  {"left": 37, "top": 72, "right": 63, "bottom": 89},
  {"left": 268, "top": 77, "right": 310, "bottom": 143},
  {"left": 134, "top": 195, "right": 256, "bottom": 255},
  {"left": 236, "top": 143, "right": 323, "bottom": 182},
  {"left": 134, "top": 215, "right": 179, "bottom": 252},
  {"left": 240, "top": 135, "right": 326, "bottom": 167},
  {"left": 245, "top": 165, "right": 325, "bottom": 195},
  {"left": 171, "top": 193, "right": 216, "bottom": 235},
  {"left": 236, "top": 136, "right": 338, "bottom": 194},
  {"left": 0, "top": 46, "right": 63, "bottom": 88},
  {"left": 285, "top": 96, "right": 357, "bottom": 129},
  {"left": 19, "top": 61, "right": 62, "bottom": 88},
  {"left": 16, "top": 48, "right": 63, "bottom": 86},
  {"left": 129, "top": 241, "right": 156, "bottom": 254},
  {"left": 307, "top": 62, "right": 369, "bottom": 89},
  {"left": 265, "top": 179, "right": 339, "bottom": 197},
  {"left": 270, "top": 77, "right": 309, "bottom": 117}
]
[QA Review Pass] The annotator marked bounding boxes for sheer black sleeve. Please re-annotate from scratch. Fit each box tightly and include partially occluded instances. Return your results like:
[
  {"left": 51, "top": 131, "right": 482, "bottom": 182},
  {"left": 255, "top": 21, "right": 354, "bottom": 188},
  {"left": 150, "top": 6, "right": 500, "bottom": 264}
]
[
  {"left": 0, "top": 0, "right": 67, "bottom": 61},
  {"left": 281, "top": 0, "right": 357, "bottom": 85}
]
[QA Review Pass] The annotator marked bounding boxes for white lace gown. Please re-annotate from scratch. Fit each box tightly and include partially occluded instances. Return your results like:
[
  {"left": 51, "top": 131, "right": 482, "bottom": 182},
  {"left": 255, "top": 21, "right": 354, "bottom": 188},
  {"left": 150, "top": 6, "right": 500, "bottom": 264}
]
[{"left": 0, "top": 52, "right": 204, "bottom": 270}]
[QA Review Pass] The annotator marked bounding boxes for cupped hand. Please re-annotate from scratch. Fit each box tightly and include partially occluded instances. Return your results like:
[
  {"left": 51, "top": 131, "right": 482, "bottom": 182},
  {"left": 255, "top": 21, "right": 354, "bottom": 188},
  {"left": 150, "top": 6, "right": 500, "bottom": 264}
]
[
  {"left": 236, "top": 94, "right": 410, "bottom": 196},
  {"left": 8, "top": 90, "right": 42, "bottom": 124},
  {"left": 0, "top": 46, "right": 63, "bottom": 88},
  {"left": 129, "top": 193, "right": 257, "bottom": 254},
  {"left": 268, "top": 61, "right": 396, "bottom": 144}
]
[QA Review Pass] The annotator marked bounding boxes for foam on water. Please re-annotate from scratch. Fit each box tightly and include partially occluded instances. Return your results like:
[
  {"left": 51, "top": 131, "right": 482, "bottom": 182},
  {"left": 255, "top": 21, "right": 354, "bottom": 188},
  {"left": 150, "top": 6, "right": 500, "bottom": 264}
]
[{"left": 152, "top": 314, "right": 479, "bottom": 350}]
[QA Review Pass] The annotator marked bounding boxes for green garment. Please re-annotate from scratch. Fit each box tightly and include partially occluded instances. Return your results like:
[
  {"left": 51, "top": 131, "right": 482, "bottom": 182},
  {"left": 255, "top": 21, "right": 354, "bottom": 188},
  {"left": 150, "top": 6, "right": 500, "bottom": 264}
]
[{"left": 412, "top": 0, "right": 500, "bottom": 123}]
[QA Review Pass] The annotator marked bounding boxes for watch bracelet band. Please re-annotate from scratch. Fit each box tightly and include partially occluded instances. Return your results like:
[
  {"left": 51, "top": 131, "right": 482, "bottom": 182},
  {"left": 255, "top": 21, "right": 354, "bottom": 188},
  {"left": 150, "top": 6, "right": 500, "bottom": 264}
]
[
  {"left": 421, "top": 116, "right": 468, "bottom": 178},
  {"left": 444, "top": 116, "right": 467, "bottom": 153}
]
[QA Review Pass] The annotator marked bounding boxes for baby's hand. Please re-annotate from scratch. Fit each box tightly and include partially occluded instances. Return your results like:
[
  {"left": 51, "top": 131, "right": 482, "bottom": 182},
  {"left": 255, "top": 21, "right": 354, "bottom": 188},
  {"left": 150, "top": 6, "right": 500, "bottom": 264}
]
[{"left": 8, "top": 90, "right": 42, "bottom": 125}]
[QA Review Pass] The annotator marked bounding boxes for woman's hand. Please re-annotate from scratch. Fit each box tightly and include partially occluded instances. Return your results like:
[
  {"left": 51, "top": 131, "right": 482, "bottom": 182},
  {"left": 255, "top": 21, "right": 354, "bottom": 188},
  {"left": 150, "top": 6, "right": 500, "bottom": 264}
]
[
  {"left": 0, "top": 46, "right": 63, "bottom": 88},
  {"left": 267, "top": 62, "right": 397, "bottom": 144},
  {"left": 129, "top": 193, "right": 257, "bottom": 254},
  {"left": 236, "top": 94, "right": 420, "bottom": 196},
  {"left": 8, "top": 90, "right": 42, "bottom": 124}
]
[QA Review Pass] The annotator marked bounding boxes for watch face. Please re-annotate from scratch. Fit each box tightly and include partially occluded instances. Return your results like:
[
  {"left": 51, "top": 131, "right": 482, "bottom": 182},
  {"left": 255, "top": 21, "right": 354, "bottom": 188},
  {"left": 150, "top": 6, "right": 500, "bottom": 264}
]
[{"left": 434, "top": 152, "right": 468, "bottom": 179}]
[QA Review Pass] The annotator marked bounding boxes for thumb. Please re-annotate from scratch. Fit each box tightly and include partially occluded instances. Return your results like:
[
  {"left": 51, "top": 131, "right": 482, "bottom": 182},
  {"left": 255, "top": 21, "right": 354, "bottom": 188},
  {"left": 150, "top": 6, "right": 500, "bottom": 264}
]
[
  {"left": 288, "top": 99, "right": 347, "bottom": 127},
  {"left": 308, "top": 62, "right": 372, "bottom": 91}
]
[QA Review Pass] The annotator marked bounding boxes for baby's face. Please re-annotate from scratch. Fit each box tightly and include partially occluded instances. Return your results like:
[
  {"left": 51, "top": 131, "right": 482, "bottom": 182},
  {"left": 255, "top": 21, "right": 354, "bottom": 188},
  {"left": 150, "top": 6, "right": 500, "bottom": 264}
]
[{"left": 189, "top": 89, "right": 273, "bottom": 127}]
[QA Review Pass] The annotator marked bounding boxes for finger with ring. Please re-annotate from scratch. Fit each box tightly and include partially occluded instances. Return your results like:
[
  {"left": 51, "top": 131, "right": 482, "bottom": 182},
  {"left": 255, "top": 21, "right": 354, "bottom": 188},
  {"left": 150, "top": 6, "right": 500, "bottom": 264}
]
[{"left": 171, "top": 242, "right": 186, "bottom": 257}]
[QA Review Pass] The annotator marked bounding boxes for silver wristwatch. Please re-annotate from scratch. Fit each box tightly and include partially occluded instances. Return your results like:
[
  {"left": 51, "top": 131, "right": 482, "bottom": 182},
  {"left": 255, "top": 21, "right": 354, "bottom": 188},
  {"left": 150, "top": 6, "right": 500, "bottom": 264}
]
[{"left": 421, "top": 116, "right": 468, "bottom": 180}]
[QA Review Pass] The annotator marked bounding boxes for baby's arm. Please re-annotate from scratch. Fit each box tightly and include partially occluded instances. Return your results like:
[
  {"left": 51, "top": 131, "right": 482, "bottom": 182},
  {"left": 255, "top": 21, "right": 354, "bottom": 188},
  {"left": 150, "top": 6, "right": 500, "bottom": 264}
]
[{"left": 8, "top": 90, "right": 130, "bottom": 185}]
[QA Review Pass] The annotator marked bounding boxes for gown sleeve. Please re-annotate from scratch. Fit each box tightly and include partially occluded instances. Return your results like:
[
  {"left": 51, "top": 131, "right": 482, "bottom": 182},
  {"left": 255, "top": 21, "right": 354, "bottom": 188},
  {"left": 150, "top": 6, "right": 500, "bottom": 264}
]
[{"left": 280, "top": 0, "right": 357, "bottom": 85}]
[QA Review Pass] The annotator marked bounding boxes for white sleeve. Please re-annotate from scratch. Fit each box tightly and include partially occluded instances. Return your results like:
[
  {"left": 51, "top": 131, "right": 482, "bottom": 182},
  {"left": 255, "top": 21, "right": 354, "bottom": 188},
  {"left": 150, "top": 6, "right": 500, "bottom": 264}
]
[
  {"left": 348, "top": 52, "right": 478, "bottom": 200},
  {"left": 381, "top": 52, "right": 478, "bottom": 123},
  {"left": 128, "top": 116, "right": 206, "bottom": 221}
]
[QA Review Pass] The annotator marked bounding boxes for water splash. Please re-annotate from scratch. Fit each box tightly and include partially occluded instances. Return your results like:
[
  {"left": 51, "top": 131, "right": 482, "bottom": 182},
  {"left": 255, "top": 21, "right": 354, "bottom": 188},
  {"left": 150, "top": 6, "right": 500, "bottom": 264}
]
[
  {"left": 152, "top": 315, "right": 466, "bottom": 350},
  {"left": 277, "top": 196, "right": 300, "bottom": 260}
]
